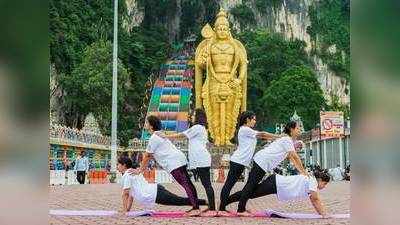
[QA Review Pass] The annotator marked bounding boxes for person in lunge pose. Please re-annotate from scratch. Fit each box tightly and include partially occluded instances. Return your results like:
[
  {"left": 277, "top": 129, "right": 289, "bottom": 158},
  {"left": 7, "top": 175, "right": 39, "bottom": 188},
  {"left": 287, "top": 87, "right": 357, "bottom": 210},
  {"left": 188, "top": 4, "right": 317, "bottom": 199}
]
[
  {"left": 236, "top": 121, "right": 308, "bottom": 216},
  {"left": 131, "top": 115, "right": 201, "bottom": 216},
  {"left": 226, "top": 171, "right": 332, "bottom": 218},
  {"left": 157, "top": 109, "right": 216, "bottom": 216},
  {"left": 118, "top": 156, "right": 207, "bottom": 214},
  {"left": 218, "top": 111, "right": 280, "bottom": 216}
]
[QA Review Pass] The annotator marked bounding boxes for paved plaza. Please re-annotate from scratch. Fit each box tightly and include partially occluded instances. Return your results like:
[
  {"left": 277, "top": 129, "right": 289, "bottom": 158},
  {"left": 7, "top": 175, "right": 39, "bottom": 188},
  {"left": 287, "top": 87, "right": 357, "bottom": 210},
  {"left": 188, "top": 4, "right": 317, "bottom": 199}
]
[{"left": 49, "top": 181, "right": 350, "bottom": 225}]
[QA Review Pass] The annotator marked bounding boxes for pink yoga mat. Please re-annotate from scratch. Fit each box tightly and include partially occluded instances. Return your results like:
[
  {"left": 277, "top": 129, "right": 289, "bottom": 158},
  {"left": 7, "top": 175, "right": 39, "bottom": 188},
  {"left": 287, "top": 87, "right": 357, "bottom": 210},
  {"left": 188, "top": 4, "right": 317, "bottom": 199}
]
[
  {"left": 151, "top": 211, "right": 261, "bottom": 218},
  {"left": 152, "top": 211, "right": 185, "bottom": 218}
]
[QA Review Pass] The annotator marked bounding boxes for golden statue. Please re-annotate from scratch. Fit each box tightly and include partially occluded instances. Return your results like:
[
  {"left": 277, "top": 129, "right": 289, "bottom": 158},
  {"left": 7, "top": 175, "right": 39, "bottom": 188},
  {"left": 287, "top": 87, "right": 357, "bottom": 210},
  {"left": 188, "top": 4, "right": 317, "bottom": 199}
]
[{"left": 195, "top": 9, "right": 248, "bottom": 146}]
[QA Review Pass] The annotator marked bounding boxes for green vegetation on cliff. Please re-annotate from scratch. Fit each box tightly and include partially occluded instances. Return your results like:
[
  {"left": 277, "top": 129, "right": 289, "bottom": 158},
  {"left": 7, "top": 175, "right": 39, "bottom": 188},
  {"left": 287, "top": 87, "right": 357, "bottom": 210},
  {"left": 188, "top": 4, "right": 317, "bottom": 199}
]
[
  {"left": 308, "top": 0, "right": 350, "bottom": 80},
  {"left": 237, "top": 30, "right": 326, "bottom": 130},
  {"left": 50, "top": 0, "right": 169, "bottom": 145}
]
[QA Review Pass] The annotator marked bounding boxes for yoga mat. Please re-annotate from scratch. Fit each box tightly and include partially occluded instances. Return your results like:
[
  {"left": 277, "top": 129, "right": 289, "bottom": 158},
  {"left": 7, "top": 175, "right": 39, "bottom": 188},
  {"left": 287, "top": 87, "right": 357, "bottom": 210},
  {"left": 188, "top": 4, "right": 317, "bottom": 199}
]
[
  {"left": 50, "top": 210, "right": 154, "bottom": 217},
  {"left": 50, "top": 209, "right": 350, "bottom": 219},
  {"left": 152, "top": 211, "right": 186, "bottom": 218},
  {"left": 49, "top": 210, "right": 117, "bottom": 216},
  {"left": 263, "top": 209, "right": 350, "bottom": 219},
  {"left": 126, "top": 210, "right": 154, "bottom": 217},
  {"left": 217, "top": 211, "right": 267, "bottom": 217}
]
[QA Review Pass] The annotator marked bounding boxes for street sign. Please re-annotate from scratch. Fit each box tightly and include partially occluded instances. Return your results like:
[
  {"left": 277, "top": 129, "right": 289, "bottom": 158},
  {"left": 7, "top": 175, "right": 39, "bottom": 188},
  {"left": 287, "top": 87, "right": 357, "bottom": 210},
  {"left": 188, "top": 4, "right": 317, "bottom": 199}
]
[{"left": 320, "top": 111, "right": 344, "bottom": 139}]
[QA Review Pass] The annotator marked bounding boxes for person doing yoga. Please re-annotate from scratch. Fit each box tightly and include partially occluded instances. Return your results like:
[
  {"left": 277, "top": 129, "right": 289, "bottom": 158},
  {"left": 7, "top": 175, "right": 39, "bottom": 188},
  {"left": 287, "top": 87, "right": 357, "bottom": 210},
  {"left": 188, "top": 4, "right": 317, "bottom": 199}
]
[
  {"left": 226, "top": 171, "right": 332, "bottom": 218},
  {"left": 118, "top": 156, "right": 207, "bottom": 214},
  {"left": 236, "top": 121, "right": 308, "bottom": 216},
  {"left": 156, "top": 109, "right": 216, "bottom": 216},
  {"left": 130, "top": 115, "right": 202, "bottom": 216},
  {"left": 218, "top": 111, "right": 281, "bottom": 216}
]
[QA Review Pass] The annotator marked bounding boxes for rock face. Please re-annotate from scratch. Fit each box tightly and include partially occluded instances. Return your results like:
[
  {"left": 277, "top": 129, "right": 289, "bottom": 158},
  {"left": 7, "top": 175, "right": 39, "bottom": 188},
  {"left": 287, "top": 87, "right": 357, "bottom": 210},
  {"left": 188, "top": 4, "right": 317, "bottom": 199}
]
[
  {"left": 124, "top": 0, "right": 350, "bottom": 105},
  {"left": 220, "top": 0, "right": 350, "bottom": 105},
  {"left": 123, "top": 0, "right": 144, "bottom": 32},
  {"left": 50, "top": 64, "right": 64, "bottom": 124}
]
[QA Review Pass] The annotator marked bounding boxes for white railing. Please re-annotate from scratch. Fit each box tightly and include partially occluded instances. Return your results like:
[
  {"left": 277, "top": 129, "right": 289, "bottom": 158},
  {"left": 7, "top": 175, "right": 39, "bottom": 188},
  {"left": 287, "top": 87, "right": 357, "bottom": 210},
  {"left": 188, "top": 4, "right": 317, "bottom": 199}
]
[{"left": 49, "top": 123, "right": 113, "bottom": 146}]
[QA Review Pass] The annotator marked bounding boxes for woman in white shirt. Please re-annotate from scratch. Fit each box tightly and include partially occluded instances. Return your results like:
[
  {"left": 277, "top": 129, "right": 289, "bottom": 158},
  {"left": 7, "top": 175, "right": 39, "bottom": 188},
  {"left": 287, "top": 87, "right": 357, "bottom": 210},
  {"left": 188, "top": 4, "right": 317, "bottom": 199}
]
[
  {"left": 133, "top": 115, "right": 201, "bottom": 216},
  {"left": 156, "top": 109, "right": 216, "bottom": 216},
  {"left": 236, "top": 121, "right": 308, "bottom": 216},
  {"left": 226, "top": 171, "right": 332, "bottom": 218},
  {"left": 219, "top": 111, "right": 280, "bottom": 216},
  {"left": 118, "top": 156, "right": 207, "bottom": 213}
]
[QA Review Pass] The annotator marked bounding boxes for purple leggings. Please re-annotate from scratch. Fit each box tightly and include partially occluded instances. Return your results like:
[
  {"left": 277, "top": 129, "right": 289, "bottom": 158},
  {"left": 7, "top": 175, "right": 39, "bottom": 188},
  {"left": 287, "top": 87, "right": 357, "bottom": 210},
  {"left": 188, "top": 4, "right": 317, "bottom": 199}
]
[{"left": 170, "top": 165, "right": 199, "bottom": 209}]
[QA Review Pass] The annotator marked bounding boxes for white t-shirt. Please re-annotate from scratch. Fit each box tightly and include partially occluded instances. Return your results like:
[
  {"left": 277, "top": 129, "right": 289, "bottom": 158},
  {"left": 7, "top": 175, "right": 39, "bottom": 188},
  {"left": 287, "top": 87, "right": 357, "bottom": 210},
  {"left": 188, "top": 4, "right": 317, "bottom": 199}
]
[
  {"left": 182, "top": 125, "right": 211, "bottom": 168},
  {"left": 230, "top": 126, "right": 258, "bottom": 167},
  {"left": 253, "top": 136, "right": 295, "bottom": 172},
  {"left": 146, "top": 133, "right": 187, "bottom": 173},
  {"left": 120, "top": 171, "right": 158, "bottom": 209},
  {"left": 275, "top": 174, "right": 318, "bottom": 201}
]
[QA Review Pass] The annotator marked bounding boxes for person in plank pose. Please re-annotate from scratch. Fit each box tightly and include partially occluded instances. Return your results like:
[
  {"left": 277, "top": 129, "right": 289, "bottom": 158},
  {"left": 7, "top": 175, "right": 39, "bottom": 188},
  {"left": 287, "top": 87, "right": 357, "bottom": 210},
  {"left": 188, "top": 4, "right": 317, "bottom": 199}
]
[
  {"left": 225, "top": 171, "right": 332, "bottom": 218},
  {"left": 156, "top": 109, "right": 216, "bottom": 216},
  {"left": 218, "top": 111, "right": 281, "bottom": 216},
  {"left": 118, "top": 156, "right": 207, "bottom": 214},
  {"left": 130, "top": 115, "right": 202, "bottom": 216},
  {"left": 236, "top": 120, "right": 308, "bottom": 216}
]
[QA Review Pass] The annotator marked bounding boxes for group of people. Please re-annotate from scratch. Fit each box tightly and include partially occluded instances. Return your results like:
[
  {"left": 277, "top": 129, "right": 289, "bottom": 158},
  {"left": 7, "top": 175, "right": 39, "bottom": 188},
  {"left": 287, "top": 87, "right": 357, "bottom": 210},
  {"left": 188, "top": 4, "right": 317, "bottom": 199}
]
[{"left": 117, "top": 109, "right": 332, "bottom": 218}]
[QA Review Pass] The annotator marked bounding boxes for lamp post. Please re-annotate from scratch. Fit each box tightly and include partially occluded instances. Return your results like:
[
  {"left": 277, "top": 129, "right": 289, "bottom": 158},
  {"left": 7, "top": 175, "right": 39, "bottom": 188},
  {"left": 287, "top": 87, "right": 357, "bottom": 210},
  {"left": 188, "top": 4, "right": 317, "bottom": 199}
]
[
  {"left": 110, "top": 0, "right": 118, "bottom": 181},
  {"left": 316, "top": 123, "right": 321, "bottom": 167}
]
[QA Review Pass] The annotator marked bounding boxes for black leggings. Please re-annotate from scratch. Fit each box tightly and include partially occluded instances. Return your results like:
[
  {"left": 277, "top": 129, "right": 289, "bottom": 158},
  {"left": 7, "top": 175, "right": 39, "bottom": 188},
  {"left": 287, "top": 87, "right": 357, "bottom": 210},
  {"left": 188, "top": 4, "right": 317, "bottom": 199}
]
[
  {"left": 227, "top": 174, "right": 277, "bottom": 205},
  {"left": 219, "top": 161, "right": 245, "bottom": 211},
  {"left": 196, "top": 167, "right": 216, "bottom": 210},
  {"left": 237, "top": 162, "right": 266, "bottom": 212},
  {"left": 155, "top": 185, "right": 207, "bottom": 206}
]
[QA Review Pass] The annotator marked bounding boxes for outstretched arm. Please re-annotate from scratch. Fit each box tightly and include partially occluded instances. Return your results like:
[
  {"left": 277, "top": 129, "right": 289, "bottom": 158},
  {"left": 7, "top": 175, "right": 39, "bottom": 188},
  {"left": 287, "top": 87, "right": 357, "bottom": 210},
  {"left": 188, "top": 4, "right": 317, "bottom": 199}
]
[
  {"left": 155, "top": 132, "right": 186, "bottom": 140},
  {"left": 309, "top": 191, "right": 329, "bottom": 218},
  {"left": 288, "top": 151, "right": 308, "bottom": 176},
  {"left": 256, "top": 131, "right": 282, "bottom": 140}
]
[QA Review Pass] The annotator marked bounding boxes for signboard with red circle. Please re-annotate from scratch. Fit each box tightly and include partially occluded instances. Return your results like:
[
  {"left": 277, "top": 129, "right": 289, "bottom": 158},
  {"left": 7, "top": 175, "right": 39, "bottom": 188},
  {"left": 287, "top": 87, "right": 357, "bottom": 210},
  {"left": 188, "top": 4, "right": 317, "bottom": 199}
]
[{"left": 320, "top": 111, "right": 344, "bottom": 139}]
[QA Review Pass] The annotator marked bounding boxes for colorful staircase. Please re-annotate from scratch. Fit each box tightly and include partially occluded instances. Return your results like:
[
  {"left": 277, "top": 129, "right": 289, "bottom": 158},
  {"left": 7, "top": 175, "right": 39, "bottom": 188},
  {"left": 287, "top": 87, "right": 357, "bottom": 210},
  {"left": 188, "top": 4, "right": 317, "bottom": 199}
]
[{"left": 141, "top": 55, "right": 194, "bottom": 139}]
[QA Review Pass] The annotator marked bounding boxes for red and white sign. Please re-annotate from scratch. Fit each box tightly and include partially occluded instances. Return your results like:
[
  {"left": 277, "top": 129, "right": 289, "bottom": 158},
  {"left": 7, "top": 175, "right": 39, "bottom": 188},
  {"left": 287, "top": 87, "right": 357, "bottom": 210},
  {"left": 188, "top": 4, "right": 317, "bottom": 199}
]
[{"left": 320, "top": 111, "right": 344, "bottom": 139}]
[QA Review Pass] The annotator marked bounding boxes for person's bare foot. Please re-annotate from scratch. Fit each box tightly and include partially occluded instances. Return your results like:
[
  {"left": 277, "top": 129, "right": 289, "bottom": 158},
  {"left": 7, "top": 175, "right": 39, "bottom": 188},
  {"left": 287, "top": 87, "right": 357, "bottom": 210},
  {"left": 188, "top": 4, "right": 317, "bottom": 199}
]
[
  {"left": 217, "top": 210, "right": 234, "bottom": 217},
  {"left": 201, "top": 209, "right": 217, "bottom": 217},
  {"left": 185, "top": 209, "right": 201, "bottom": 217},
  {"left": 237, "top": 211, "right": 254, "bottom": 217}
]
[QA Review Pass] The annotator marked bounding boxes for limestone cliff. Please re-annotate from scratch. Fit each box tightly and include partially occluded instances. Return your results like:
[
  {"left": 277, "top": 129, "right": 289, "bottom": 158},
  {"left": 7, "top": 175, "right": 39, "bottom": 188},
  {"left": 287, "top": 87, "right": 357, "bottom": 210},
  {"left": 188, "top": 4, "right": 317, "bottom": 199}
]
[
  {"left": 124, "top": 0, "right": 350, "bottom": 105},
  {"left": 220, "top": 0, "right": 350, "bottom": 105}
]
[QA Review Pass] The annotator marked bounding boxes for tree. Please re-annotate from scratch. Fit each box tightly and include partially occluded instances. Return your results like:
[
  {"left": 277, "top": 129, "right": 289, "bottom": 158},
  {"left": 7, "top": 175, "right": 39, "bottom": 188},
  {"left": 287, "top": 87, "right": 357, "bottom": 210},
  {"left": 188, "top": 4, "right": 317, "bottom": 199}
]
[
  {"left": 60, "top": 40, "right": 131, "bottom": 144},
  {"left": 263, "top": 65, "right": 326, "bottom": 130},
  {"left": 327, "top": 94, "right": 350, "bottom": 120},
  {"left": 50, "top": 0, "right": 170, "bottom": 145},
  {"left": 307, "top": 0, "right": 350, "bottom": 80},
  {"left": 236, "top": 30, "right": 311, "bottom": 128}
]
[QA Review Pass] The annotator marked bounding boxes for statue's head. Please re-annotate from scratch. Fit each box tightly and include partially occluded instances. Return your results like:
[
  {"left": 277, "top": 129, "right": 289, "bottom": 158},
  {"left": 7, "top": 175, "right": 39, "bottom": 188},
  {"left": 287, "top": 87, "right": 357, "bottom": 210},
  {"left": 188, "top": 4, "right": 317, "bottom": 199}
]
[{"left": 214, "top": 9, "right": 230, "bottom": 40}]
